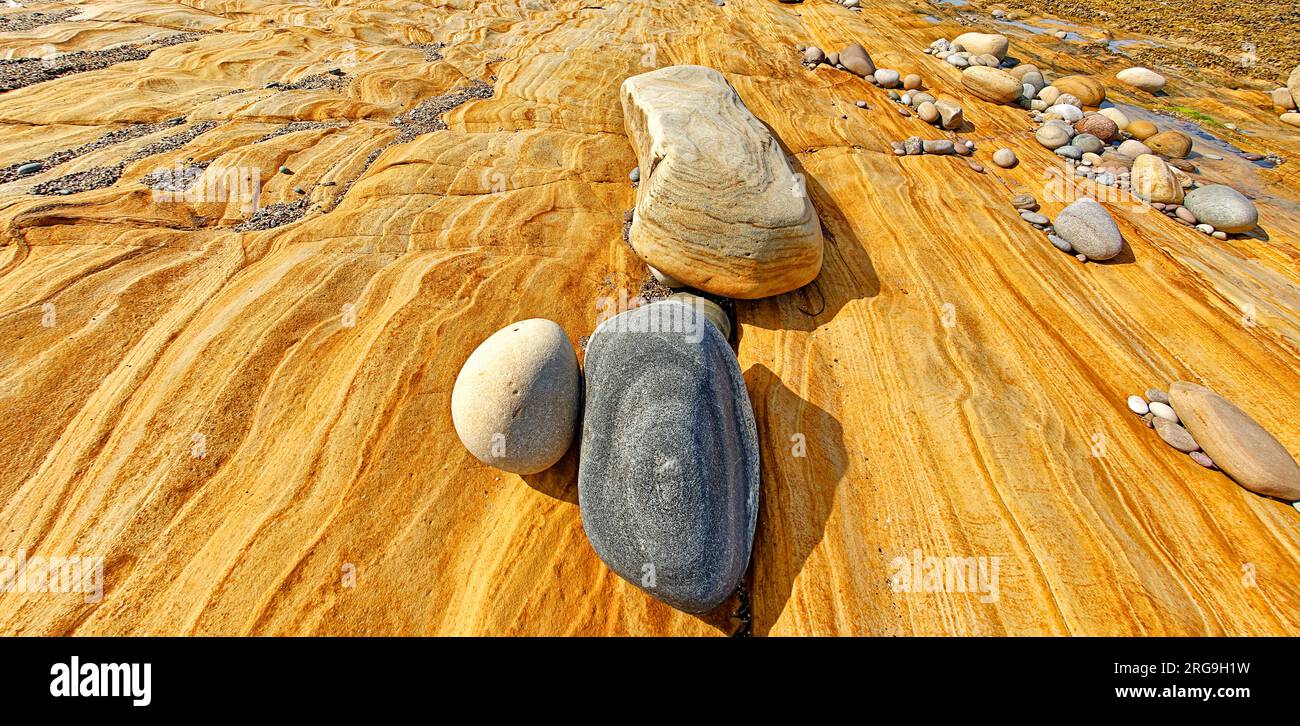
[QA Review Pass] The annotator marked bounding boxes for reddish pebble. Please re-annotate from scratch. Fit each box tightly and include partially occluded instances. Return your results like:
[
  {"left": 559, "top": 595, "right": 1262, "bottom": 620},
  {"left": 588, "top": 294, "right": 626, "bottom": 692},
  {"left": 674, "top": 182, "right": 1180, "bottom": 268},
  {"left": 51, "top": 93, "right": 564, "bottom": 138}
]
[{"left": 1189, "top": 451, "right": 1216, "bottom": 469}]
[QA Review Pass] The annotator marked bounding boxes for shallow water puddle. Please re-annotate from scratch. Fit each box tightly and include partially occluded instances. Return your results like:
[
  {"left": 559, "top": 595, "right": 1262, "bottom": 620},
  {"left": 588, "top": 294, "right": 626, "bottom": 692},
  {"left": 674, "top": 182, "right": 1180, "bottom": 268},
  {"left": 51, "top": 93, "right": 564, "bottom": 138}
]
[
  {"left": 993, "top": 17, "right": 1166, "bottom": 56},
  {"left": 994, "top": 18, "right": 1080, "bottom": 40}
]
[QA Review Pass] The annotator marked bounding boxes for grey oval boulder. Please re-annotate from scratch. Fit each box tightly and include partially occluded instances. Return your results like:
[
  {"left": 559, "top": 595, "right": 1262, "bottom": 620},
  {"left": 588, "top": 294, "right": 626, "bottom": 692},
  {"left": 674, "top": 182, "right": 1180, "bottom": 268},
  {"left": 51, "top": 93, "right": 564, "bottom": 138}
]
[
  {"left": 1053, "top": 197, "right": 1123, "bottom": 260},
  {"left": 1071, "top": 133, "right": 1103, "bottom": 154},
  {"left": 578, "top": 300, "right": 760, "bottom": 612},
  {"left": 451, "top": 319, "right": 581, "bottom": 474},
  {"left": 1182, "top": 184, "right": 1258, "bottom": 234}
]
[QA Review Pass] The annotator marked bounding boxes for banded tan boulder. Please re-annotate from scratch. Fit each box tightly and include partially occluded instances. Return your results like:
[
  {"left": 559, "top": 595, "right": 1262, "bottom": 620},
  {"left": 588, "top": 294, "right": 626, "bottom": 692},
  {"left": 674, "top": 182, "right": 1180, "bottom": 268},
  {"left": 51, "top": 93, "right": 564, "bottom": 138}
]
[
  {"left": 1130, "top": 154, "right": 1183, "bottom": 205},
  {"left": 1127, "top": 119, "right": 1158, "bottom": 140},
  {"left": 621, "top": 65, "right": 823, "bottom": 299},
  {"left": 1145, "top": 130, "right": 1193, "bottom": 159},
  {"left": 953, "top": 32, "right": 1009, "bottom": 60},
  {"left": 961, "top": 66, "right": 1022, "bottom": 104},
  {"left": 1052, "top": 75, "right": 1106, "bottom": 106}
]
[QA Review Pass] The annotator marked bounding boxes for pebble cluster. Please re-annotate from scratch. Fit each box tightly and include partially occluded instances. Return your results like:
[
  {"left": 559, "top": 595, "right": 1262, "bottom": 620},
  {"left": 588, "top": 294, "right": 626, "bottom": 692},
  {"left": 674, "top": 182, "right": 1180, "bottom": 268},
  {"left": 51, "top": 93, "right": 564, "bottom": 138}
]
[
  {"left": 1015, "top": 69, "right": 1264, "bottom": 238},
  {"left": 1267, "top": 66, "right": 1300, "bottom": 128},
  {"left": 1127, "top": 389, "right": 1215, "bottom": 467},
  {"left": 1007, "top": 194, "right": 1124, "bottom": 262},
  {"left": 1126, "top": 381, "right": 1300, "bottom": 505},
  {"left": 924, "top": 34, "right": 1010, "bottom": 69},
  {"left": 890, "top": 136, "right": 973, "bottom": 157},
  {"left": 885, "top": 89, "right": 965, "bottom": 130}
]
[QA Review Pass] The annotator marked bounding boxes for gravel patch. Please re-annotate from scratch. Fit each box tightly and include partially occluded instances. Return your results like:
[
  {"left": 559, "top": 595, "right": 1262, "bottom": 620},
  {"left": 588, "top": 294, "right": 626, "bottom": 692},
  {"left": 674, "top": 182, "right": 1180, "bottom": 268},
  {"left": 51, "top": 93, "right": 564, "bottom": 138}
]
[
  {"left": 255, "top": 120, "right": 347, "bottom": 144},
  {"left": 18, "top": 119, "right": 218, "bottom": 195},
  {"left": 1000, "top": 0, "right": 1299, "bottom": 80},
  {"left": 0, "top": 9, "right": 80, "bottom": 33},
  {"left": 391, "top": 80, "right": 494, "bottom": 141},
  {"left": 0, "top": 32, "right": 204, "bottom": 93},
  {"left": 265, "top": 72, "right": 349, "bottom": 92},
  {"left": 234, "top": 197, "right": 313, "bottom": 232},
  {"left": 408, "top": 42, "right": 446, "bottom": 62},
  {"left": 140, "top": 162, "right": 210, "bottom": 192},
  {"left": 30, "top": 164, "right": 124, "bottom": 195},
  {"left": 0, "top": 117, "right": 184, "bottom": 184},
  {"left": 638, "top": 275, "right": 673, "bottom": 302},
  {"left": 124, "top": 120, "right": 219, "bottom": 161}
]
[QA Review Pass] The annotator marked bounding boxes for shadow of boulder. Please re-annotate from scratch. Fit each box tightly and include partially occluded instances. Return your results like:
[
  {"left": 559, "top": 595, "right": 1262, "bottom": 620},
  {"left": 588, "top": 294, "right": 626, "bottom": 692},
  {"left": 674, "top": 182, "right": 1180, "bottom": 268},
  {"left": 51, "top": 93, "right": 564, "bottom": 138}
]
[{"left": 742, "top": 363, "right": 848, "bottom": 635}]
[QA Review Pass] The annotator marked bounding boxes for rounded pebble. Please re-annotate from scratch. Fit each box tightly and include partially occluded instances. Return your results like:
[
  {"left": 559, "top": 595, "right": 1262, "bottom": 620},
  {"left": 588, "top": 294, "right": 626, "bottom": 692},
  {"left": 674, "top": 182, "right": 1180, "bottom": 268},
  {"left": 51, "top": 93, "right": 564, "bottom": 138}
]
[
  {"left": 992, "top": 148, "right": 1018, "bottom": 168},
  {"left": 1012, "top": 194, "right": 1038, "bottom": 210},
  {"left": 1148, "top": 401, "right": 1179, "bottom": 424},
  {"left": 1154, "top": 417, "right": 1201, "bottom": 453},
  {"left": 874, "top": 69, "right": 901, "bottom": 88},
  {"left": 917, "top": 101, "right": 940, "bottom": 124},
  {"left": 1127, "top": 395, "right": 1149, "bottom": 415}
]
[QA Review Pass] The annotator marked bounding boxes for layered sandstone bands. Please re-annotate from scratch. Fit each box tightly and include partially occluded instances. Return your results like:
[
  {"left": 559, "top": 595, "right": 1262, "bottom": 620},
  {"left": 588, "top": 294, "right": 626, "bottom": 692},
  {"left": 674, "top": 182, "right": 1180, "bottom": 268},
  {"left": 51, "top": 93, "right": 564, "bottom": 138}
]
[
  {"left": 1, "top": 0, "right": 1299, "bottom": 638},
  {"left": 621, "top": 65, "right": 822, "bottom": 299}
]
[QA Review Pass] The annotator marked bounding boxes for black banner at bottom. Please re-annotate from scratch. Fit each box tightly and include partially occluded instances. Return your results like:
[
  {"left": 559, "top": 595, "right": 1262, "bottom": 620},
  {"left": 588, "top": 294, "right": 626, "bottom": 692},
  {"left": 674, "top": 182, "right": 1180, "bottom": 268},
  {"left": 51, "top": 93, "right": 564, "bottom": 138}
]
[{"left": 0, "top": 636, "right": 1287, "bottom": 713}]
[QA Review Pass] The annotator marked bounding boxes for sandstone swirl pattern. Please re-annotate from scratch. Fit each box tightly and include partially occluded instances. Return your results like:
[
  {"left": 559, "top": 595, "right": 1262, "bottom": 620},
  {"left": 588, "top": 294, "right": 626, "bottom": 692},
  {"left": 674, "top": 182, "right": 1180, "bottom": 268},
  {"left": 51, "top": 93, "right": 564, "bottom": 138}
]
[
  {"left": 622, "top": 65, "right": 823, "bottom": 299},
  {"left": 0, "top": 0, "right": 1299, "bottom": 636}
]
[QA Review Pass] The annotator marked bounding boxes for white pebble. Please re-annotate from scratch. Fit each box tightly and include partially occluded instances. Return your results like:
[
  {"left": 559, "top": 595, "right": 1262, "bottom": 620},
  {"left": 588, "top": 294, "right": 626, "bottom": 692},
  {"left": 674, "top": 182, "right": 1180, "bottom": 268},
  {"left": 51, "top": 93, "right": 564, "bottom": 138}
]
[
  {"left": 1126, "top": 395, "right": 1149, "bottom": 415},
  {"left": 1149, "top": 401, "right": 1179, "bottom": 424}
]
